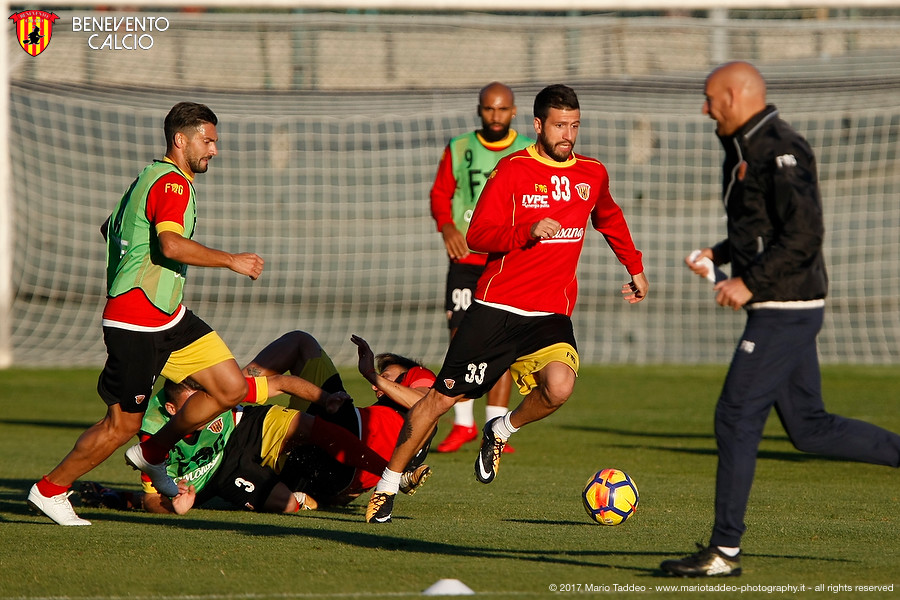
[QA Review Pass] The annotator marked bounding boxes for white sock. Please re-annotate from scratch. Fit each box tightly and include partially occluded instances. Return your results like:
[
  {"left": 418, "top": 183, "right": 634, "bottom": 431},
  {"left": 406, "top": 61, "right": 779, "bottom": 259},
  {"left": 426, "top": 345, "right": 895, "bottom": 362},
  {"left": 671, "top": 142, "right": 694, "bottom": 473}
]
[
  {"left": 485, "top": 404, "right": 508, "bottom": 423},
  {"left": 374, "top": 468, "right": 401, "bottom": 494},
  {"left": 453, "top": 399, "right": 475, "bottom": 427},
  {"left": 717, "top": 546, "right": 740, "bottom": 557},
  {"left": 492, "top": 412, "right": 519, "bottom": 441}
]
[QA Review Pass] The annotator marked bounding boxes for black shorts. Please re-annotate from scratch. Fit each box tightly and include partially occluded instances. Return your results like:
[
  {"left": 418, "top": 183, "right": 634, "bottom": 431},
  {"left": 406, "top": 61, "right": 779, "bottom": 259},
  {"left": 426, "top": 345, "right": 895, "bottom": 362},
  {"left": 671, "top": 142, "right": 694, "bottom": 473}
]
[
  {"left": 199, "top": 405, "right": 282, "bottom": 511},
  {"left": 277, "top": 395, "right": 363, "bottom": 504},
  {"left": 277, "top": 445, "right": 356, "bottom": 504},
  {"left": 434, "top": 302, "right": 576, "bottom": 399},
  {"left": 97, "top": 310, "right": 213, "bottom": 413},
  {"left": 444, "top": 263, "right": 485, "bottom": 331}
]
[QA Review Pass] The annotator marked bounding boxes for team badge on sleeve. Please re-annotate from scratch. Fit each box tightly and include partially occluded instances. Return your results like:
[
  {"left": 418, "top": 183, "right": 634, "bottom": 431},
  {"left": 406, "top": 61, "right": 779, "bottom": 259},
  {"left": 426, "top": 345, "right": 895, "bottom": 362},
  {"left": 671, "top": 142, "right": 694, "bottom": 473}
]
[{"left": 9, "top": 10, "right": 59, "bottom": 57}]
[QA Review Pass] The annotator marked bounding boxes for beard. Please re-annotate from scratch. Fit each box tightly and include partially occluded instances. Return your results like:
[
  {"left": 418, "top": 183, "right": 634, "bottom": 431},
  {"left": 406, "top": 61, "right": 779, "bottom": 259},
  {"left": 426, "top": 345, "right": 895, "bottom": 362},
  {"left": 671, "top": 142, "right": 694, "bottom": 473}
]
[
  {"left": 537, "top": 136, "right": 572, "bottom": 162},
  {"left": 187, "top": 155, "right": 210, "bottom": 174},
  {"left": 480, "top": 124, "right": 510, "bottom": 143}
]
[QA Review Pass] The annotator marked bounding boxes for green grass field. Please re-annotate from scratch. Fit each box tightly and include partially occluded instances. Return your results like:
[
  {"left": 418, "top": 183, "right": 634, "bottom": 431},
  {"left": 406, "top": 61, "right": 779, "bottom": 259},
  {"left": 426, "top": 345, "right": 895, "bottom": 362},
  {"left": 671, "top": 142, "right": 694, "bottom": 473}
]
[{"left": 1, "top": 365, "right": 898, "bottom": 599}]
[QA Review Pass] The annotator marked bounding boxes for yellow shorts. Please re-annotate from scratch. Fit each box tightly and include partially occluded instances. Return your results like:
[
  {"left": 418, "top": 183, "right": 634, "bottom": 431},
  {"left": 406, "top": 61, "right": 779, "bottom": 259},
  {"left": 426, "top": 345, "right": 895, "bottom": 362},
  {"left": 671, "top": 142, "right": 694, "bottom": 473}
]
[
  {"left": 161, "top": 331, "right": 235, "bottom": 383},
  {"left": 258, "top": 405, "right": 300, "bottom": 474},
  {"left": 510, "top": 342, "right": 580, "bottom": 395}
]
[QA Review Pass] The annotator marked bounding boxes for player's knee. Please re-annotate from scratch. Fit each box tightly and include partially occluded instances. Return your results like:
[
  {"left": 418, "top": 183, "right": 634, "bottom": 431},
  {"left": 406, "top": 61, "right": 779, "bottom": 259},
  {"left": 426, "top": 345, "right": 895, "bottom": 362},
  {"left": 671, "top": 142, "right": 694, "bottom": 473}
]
[
  {"left": 282, "top": 330, "right": 319, "bottom": 353},
  {"left": 103, "top": 408, "right": 144, "bottom": 443},
  {"left": 540, "top": 374, "right": 575, "bottom": 408},
  {"left": 416, "top": 390, "right": 457, "bottom": 420},
  {"left": 541, "top": 385, "right": 572, "bottom": 410}
]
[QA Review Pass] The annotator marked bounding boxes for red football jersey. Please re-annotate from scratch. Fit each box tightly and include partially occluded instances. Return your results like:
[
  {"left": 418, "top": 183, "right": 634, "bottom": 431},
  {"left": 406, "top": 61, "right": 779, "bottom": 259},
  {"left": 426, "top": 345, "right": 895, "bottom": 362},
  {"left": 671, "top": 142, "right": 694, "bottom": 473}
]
[
  {"left": 351, "top": 366, "right": 437, "bottom": 491},
  {"left": 467, "top": 146, "right": 643, "bottom": 316}
]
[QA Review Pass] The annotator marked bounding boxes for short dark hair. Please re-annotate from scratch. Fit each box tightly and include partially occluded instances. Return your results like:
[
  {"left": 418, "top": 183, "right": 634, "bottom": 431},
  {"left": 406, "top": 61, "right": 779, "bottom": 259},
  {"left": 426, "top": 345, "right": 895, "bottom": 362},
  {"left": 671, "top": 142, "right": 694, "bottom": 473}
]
[
  {"left": 164, "top": 102, "right": 217, "bottom": 148},
  {"left": 163, "top": 377, "right": 204, "bottom": 404},
  {"left": 533, "top": 84, "right": 579, "bottom": 122},
  {"left": 375, "top": 353, "right": 423, "bottom": 381}
]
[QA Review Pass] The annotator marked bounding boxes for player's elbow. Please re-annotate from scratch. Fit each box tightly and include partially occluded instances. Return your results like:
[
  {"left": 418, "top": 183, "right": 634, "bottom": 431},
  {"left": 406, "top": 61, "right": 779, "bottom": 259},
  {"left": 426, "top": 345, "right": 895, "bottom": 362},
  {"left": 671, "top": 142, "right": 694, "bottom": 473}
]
[{"left": 157, "top": 232, "right": 183, "bottom": 260}]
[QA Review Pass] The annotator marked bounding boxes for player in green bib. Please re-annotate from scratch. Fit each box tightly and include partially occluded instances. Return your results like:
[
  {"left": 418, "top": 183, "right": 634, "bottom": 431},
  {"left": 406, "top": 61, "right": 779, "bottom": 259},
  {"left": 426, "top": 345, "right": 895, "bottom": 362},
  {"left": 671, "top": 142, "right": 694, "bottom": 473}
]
[{"left": 29, "top": 102, "right": 266, "bottom": 526}]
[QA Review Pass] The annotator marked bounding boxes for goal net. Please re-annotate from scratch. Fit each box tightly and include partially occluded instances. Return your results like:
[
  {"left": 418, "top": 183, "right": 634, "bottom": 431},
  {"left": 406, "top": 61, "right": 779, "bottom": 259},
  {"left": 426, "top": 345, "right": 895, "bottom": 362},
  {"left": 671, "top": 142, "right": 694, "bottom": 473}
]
[{"left": 4, "top": 7, "right": 900, "bottom": 368}]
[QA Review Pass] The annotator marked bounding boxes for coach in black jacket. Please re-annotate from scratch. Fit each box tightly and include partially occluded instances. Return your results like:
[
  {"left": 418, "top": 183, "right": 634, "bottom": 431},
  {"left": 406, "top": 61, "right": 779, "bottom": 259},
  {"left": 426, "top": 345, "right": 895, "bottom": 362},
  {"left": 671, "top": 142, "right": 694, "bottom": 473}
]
[{"left": 661, "top": 61, "right": 900, "bottom": 578}]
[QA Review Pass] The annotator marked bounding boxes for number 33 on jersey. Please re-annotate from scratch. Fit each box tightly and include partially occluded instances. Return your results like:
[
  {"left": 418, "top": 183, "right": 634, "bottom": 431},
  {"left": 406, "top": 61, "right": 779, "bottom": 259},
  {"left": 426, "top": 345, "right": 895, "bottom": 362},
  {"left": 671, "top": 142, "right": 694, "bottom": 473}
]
[{"left": 465, "top": 146, "right": 644, "bottom": 316}]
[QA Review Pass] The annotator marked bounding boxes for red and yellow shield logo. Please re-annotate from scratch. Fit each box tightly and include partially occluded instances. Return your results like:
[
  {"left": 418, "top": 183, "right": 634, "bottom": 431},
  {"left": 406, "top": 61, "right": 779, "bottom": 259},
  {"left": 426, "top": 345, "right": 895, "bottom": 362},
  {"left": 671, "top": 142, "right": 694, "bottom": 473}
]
[{"left": 9, "top": 10, "right": 59, "bottom": 57}]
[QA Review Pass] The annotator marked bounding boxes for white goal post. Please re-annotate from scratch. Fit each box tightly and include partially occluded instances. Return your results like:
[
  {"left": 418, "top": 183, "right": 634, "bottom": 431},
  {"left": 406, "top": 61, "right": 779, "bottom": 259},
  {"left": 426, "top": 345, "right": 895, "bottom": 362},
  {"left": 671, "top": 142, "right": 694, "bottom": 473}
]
[{"left": 4, "top": 2, "right": 900, "bottom": 368}]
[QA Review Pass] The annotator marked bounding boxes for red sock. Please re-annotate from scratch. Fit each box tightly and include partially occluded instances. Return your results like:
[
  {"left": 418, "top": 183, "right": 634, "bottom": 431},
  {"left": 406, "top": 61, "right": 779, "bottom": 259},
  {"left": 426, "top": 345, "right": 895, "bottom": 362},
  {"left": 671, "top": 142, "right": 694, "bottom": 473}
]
[
  {"left": 37, "top": 475, "right": 69, "bottom": 497},
  {"left": 308, "top": 418, "right": 388, "bottom": 476},
  {"left": 139, "top": 437, "right": 169, "bottom": 465}
]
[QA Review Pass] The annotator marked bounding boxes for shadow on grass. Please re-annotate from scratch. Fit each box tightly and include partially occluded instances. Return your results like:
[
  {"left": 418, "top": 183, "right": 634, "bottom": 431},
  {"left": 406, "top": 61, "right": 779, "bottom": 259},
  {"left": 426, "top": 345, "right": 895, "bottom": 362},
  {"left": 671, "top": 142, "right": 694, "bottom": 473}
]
[
  {"left": 564, "top": 425, "right": 853, "bottom": 463},
  {"left": 1, "top": 476, "right": 851, "bottom": 579},
  {"left": 0, "top": 417, "right": 96, "bottom": 430},
  {"left": 561, "top": 423, "right": 789, "bottom": 443},
  {"left": 602, "top": 442, "right": 854, "bottom": 463}
]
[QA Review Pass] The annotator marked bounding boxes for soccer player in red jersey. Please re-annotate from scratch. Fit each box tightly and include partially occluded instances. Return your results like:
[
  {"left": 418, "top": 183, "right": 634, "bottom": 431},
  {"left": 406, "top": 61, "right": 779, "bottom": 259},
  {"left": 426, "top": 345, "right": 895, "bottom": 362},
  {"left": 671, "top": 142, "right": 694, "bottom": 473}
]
[
  {"left": 430, "top": 82, "right": 533, "bottom": 454},
  {"left": 366, "top": 84, "right": 649, "bottom": 523}
]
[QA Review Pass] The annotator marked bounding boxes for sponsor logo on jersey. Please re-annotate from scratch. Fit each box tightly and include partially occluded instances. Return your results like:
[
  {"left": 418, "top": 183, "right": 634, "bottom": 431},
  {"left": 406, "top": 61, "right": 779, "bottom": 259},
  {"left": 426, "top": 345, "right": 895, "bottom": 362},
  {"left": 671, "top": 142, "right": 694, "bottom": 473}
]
[
  {"left": 575, "top": 182, "right": 591, "bottom": 201},
  {"left": 543, "top": 227, "right": 585, "bottom": 244},
  {"left": 180, "top": 455, "right": 221, "bottom": 482},
  {"left": 521, "top": 194, "right": 549, "bottom": 209},
  {"left": 9, "top": 10, "right": 59, "bottom": 57}
]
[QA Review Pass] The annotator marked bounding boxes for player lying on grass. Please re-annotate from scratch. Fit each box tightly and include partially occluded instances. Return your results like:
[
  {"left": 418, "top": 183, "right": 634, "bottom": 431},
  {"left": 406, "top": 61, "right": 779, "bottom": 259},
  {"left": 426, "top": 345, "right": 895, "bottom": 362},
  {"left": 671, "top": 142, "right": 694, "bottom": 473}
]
[{"left": 80, "top": 331, "right": 434, "bottom": 515}]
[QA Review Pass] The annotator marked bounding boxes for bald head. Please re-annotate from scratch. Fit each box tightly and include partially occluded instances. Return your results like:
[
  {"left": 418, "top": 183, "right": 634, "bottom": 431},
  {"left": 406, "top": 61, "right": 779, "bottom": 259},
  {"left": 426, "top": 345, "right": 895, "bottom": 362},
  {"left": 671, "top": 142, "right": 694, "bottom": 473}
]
[
  {"left": 479, "top": 82, "right": 514, "bottom": 106},
  {"left": 478, "top": 82, "right": 517, "bottom": 143},
  {"left": 703, "top": 61, "right": 768, "bottom": 136}
]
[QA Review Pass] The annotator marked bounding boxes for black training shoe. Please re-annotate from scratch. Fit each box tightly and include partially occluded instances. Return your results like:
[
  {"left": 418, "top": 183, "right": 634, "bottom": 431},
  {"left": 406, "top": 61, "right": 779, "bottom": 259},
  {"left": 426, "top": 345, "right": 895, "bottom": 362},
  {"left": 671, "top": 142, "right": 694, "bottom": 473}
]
[
  {"left": 365, "top": 491, "right": 395, "bottom": 523},
  {"left": 77, "top": 481, "right": 127, "bottom": 510},
  {"left": 661, "top": 544, "right": 742, "bottom": 577},
  {"left": 474, "top": 417, "right": 507, "bottom": 484},
  {"left": 399, "top": 464, "right": 431, "bottom": 496}
]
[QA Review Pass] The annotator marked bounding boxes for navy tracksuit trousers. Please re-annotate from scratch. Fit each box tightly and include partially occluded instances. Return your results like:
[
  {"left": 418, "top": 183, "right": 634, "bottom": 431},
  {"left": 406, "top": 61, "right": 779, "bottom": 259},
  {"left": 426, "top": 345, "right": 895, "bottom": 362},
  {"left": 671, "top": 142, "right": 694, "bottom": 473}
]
[{"left": 710, "top": 306, "right": 900, "bottom": 547}]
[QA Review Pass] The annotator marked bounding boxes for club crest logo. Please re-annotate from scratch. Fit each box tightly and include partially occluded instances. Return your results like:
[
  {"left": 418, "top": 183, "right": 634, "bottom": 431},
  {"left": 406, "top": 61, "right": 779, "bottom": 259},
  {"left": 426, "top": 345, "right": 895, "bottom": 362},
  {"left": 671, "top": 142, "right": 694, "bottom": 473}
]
[
  {"left": 443, "top": 378, "right": 456, "bottom": 390},
  {"left": 208, "top": 417, "right": 224, "bottom": 434},
  {"left": 9, "top": 10, "right": 59, "bottom": 57},
  {"left": 575, "top": 182, "right": 591, "bottom": 201}
]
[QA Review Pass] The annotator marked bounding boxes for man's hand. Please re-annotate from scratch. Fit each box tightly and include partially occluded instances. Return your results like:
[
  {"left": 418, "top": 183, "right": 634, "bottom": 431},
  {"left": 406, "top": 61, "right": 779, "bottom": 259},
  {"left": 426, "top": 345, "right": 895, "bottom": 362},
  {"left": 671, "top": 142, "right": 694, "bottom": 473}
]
[
  {"left": 621, "top": 272, "right": 649, "bottom": 304},
  {"left": 441, "top": 224, "right": 469, "bottom": 260},
  {"left": 685, "top": 248, "right": 715, "bottom": 279},
  {"left": 530, "top": 217, "right": 561, "bottom": 240},
  {"left": 350, "top": 334, "right": 377, "bottom": 383},
  {"left": 171, "top": 481, "right": 196, "bottom": 515},
  {"left": 714, "top": 277, "right": 753, "bottom": 310},
  {"left": 322, "top": 390, "right": 351, "bottom": 414},
  {"left": 230, "top": 252, "right": 265, "bottom": 280}
]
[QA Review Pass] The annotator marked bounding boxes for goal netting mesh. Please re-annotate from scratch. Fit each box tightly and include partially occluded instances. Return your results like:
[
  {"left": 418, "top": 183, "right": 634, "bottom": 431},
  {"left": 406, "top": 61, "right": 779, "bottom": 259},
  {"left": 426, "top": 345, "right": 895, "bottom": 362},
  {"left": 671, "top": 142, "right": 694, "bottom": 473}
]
[{"left": 5, "top": 8, "right": 900, "bottom": 367}]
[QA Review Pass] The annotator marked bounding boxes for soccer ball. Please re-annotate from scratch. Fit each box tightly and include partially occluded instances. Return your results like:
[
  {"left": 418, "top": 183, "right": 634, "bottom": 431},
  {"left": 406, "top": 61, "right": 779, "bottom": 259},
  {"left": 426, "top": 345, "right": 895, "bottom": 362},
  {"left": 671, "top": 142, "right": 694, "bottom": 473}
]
[{"left": 582, "top": 468, "right": 639, "bottom": 526}]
